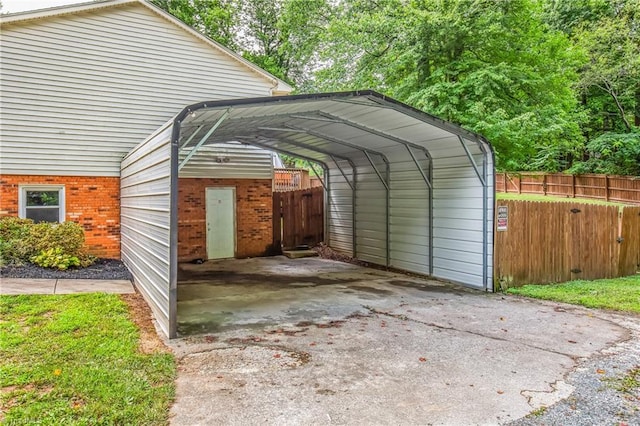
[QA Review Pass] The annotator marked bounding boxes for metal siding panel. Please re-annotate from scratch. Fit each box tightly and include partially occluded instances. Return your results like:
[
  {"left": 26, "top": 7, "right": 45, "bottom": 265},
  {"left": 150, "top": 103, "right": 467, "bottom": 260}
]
[
  {"left": 179, "top": 143, "right": 273, "bottom": 179},
  {"left": 120, "top": 123, "right": 173, "bottom": 338},
  {"left": 327, "top": 165, "right": 353, "bottom": 256},
  {"left": 1, "top": 4, "right": 273, "bottom": 176}
]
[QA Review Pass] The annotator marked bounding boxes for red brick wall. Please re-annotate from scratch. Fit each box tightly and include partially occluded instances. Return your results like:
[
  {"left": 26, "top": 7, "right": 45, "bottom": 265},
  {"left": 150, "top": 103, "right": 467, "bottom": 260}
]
[
  {"left": 0, "top": 175, "right": 120, "bottom": 258},
  {"left": 178, "top": 178, "right": 273, "bottom": 261}
]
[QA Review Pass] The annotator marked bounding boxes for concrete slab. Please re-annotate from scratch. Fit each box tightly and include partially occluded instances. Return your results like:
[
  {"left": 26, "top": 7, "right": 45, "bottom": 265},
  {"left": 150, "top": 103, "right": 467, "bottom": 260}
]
[
  {"left": 55, "top": 279, "right": 135, "bottom": 294},
  {"left": 170, "top": 257, "right": 636, "bottom": 425},
  {"left": 0, "top": 278, "right": 56, "bottom": 295}
]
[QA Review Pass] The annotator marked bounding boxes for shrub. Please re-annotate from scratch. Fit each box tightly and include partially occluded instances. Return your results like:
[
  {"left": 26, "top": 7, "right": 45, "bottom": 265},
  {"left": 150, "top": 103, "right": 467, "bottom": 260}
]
[
  {"left": 0, "top": 217, "right": 35, "bottom": 265},
  {"left": 31, "top": 247, "right": 81, "bottom": 270},
  {"left": 0, "top": 217, "right": 95, "bottom": 269},
  {"left": 25, "top": 221, "right": 86, "bottom": 256}
]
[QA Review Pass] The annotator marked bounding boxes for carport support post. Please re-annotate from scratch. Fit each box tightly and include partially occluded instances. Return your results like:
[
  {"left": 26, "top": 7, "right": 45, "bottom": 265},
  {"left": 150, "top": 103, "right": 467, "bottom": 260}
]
[
  {"left": 169, "top": 123, "right": 180, "bottom": 339},
  {"left": 404, "top": 144, "right": 434, "bottom": 275},
  {"left": 330, "top": 155, "right": 357, "bottom": 258},
  {"left": 458, "top": 136, "right": 490, "bottom": 291},
  {"left": 364, "top": 151, "right": 391, "bottom": 267},
  {"left": 481, "top": 145, "right": 489, "bottom": 291}
]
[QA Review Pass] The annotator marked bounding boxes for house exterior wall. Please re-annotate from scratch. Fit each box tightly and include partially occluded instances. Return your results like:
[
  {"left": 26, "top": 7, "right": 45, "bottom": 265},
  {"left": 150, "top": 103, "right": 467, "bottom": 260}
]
[
  {"left": 0, "top": 2, "right": 277, "bottom": 177},
  {"left": 0, "top": 175, "right": 120, "bottom": 258},
  {"left": 178, "top": 178, "right": 273, "bottom": 261}
]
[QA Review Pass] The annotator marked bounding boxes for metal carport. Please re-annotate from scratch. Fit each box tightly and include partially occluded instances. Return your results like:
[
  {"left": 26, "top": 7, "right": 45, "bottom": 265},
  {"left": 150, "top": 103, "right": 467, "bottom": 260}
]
[{"left": 121, "top": 90, "right": 494, "bottom": 338}]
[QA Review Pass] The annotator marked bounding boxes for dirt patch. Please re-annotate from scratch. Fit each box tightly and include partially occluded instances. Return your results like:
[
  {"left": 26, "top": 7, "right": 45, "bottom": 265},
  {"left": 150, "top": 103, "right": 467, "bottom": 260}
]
[{"left": 121, "top": 292, "right": 170, "bottom": 355}]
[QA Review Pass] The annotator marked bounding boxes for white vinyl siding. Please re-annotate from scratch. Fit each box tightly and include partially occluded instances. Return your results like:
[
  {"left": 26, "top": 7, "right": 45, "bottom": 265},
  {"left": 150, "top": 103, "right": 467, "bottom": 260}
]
[{"left": 0, "top": 3, "right": 275, "bottom": 176}]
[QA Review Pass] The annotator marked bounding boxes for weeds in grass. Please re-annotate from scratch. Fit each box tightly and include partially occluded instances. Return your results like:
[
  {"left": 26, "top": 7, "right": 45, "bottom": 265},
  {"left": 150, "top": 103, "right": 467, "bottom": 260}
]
[{"left": 0, "top": 294, "right": 175, "bottom": 425}]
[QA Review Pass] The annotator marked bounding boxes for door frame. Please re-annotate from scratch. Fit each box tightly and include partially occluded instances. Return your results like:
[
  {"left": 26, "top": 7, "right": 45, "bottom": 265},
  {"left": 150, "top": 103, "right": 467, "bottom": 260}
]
[{"left": 205, "top": 186, "right": 236, "bottom": 259}]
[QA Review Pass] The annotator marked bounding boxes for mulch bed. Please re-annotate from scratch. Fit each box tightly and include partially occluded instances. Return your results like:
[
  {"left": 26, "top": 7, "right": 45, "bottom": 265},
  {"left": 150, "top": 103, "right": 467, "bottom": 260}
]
[{"left": 0, "top": 259, "right": 133, "bottom": 280}]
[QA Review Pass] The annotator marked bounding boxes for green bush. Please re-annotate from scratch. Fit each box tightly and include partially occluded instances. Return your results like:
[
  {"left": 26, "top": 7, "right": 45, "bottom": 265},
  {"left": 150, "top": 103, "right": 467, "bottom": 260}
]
[
  {"left": 0, "top": 217, "right": 35, "bottom": 265},
  {"left": 25, "top": 221, "right": 86, "bottom": 256},
  {"left": 0, "top": 217, "right": 95, "bottom": 268},
  {"left": 31, "top": 247, "right": 81, "bottom": 270}
]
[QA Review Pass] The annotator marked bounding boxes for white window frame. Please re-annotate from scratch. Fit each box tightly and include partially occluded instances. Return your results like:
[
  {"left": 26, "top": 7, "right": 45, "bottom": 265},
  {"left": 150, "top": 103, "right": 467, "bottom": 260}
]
[{"left": 18, "top": 185, "right": 65, "bottom": 223}]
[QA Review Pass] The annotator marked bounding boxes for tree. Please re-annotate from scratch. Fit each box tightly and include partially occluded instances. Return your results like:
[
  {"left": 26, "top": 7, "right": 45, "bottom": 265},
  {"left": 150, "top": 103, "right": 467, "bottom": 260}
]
[
  {"left": 545, "top": 0, "right": 639, "bottom": 174},
  {"left": 151, "top": 0, "right": 239, "bottom": 49},
  {"left": 153, "top": 0, "right": 329, "bottom": 87},
  {"left": 312, "top": 0, "right": 585, "bottom": 171}
]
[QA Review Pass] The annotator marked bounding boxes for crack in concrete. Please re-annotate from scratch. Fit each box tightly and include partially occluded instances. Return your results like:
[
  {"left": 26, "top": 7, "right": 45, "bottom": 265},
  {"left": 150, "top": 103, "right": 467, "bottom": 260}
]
[
  {"left": 364, "top": 306, "right": 581, "bottom": 360},
  {"left": 519, "top": 380, "right": 575, "bottom": 408}
]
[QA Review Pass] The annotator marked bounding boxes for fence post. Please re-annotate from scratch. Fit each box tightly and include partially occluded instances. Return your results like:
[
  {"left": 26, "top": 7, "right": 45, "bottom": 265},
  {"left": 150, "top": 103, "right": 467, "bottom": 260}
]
[
  {"left": 605, "top": 175, "right": 610, "bottom": 201},
  {"left": 517, "top": 174, "right": 521, "bottom": 194},
  {"left": 571, "top": 175, "right": 576, "bottom": 198},
  {"left": 543, "top": 174, "right": 547, "bottom": 196}
]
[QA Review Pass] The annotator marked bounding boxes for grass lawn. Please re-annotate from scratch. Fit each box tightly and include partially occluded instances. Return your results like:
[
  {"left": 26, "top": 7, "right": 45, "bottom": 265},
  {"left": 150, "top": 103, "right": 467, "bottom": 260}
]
[
  {"left": 496, "top": 192, "right": 630, "bottom": 207},
  {"left": 507, "top": 274, "right": 640, "bottom": 313},
  {"left": 0, "top": 293, "right": 176, "bottom": 425}
]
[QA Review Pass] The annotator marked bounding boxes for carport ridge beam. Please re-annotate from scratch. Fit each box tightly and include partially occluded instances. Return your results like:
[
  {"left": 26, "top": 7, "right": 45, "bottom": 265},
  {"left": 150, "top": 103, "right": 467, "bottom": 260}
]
[{"left": 179, "top": 108, "right": 231, "bottom": 171}]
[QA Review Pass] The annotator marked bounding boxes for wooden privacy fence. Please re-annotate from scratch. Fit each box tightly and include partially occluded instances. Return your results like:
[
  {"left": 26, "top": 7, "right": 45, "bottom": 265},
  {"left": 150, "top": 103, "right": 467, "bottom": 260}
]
[
  {"left": 273, "top": 168, "right": 323, "bottom": 192},
  {"left": 494, "top": 200, "right": 640, "bottom": 289},
  {"left": 273, "top": 187, "right": 324, "bottom": 250},
  {"left": 496, "top": 172, "right": 640, "bottom": 204}
]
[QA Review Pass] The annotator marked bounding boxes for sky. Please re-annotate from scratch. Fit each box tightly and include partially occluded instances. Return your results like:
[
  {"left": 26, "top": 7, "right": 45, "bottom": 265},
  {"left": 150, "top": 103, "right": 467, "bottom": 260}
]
[{"left": 1, "top": 0, "right": 82, "bottom": 13}]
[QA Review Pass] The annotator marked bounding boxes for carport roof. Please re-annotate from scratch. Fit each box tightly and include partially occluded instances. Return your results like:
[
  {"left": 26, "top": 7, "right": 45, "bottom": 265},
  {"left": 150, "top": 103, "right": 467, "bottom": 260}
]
[{"left": 173, "top": 90, "right": 493, "bottom": 173}]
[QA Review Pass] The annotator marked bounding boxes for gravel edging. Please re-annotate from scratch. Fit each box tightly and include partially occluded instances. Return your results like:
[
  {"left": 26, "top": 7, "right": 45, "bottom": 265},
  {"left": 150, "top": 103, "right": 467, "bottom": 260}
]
[
  {"left": 0, "top": 259, "right": 133, "bottom": 281},
  {"left": 508, "top": 311, "right": 640, "bottom": 426}
]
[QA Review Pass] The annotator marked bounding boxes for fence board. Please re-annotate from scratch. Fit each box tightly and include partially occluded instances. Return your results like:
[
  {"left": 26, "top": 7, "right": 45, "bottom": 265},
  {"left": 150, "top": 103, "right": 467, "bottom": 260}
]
[
  {"left": 619, "top": 206, "right": 640, "bottom": 276},
  {"left": 495, "top": 172, "right": 640, "bottom": 204},
  {"left": 273, "top": 187, "right": 324, "bottom": 250},
  {"left": 495, "top": 200, "right": 638, "bottom": 289}
]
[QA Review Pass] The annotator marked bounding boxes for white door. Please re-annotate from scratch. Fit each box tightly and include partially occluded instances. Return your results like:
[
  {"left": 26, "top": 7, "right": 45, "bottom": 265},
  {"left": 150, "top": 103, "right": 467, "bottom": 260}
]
[{"left": 206, "top": 187, "right": 235, "bottom": 259}]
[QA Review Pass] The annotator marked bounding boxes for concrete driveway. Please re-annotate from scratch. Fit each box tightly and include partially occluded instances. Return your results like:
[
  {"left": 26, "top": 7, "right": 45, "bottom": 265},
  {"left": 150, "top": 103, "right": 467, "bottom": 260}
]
[{"left": 169, "top": 257, "right": 632, "bottom": 425}]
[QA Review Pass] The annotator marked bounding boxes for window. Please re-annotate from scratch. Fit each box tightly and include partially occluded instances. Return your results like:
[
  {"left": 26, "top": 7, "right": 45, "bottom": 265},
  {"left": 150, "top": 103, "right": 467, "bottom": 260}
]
[{"left": 19, "top": 186, "right": 65, "bottom": 223}]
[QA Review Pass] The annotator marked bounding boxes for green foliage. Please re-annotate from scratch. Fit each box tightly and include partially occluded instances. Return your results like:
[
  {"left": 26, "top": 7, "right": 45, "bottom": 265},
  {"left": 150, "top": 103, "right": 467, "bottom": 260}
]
[
  {"left": 0, "top": 218, "right": 94, "bottom": 269},
  {"left": 311, "top": 0, "right": 586, "bottom": 171},
  {"left": 0, "top": 217, "right": 35, "bottom": 265},
  {"left": 569, "top": 132, "right": 640, "bottom": 175},
  {"left": 506, "top": 275, "right": 640, "bottom": 313},
  {"left": 26, "top": 221, "right": 86, "bottom": 257},
  {"left": 0, "top": 294, "right": 176, "bottom": 424},
  {"left": 30, "top": 248, "right": 81, "bottom": 270},
  {"left": 150, "top": 0, "right": 238, "bottom": 49},
  {"left": 153, "top": 0, "right": 640, "bottom": 175}
]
